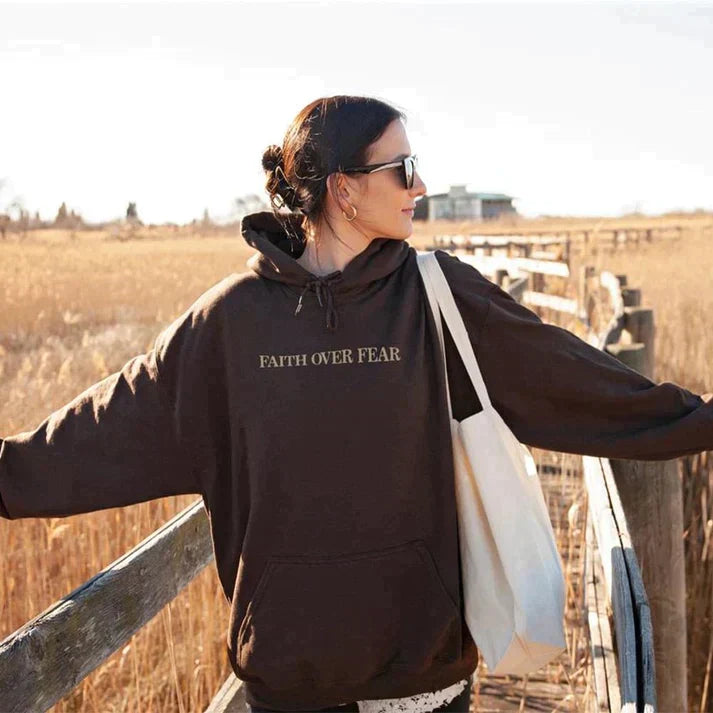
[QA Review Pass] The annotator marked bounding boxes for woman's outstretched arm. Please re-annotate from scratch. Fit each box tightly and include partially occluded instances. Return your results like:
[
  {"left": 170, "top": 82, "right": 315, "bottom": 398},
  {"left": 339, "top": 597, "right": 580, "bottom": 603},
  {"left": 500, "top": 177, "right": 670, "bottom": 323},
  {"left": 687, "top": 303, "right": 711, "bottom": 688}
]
[
  {"left": 438, "top": 250, "right": 713, "bottom": 461},
  {"left": 0, "top": 275, "right": 234, "bottom": 520}
]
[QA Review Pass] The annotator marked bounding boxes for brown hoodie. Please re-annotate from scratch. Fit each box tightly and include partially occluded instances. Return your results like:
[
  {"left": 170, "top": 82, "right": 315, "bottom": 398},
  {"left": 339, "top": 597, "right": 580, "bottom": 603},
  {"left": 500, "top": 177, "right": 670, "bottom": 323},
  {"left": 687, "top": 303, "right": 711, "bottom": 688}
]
[{"left": 1, "top": 210, "right": 712, "bottom": 710}]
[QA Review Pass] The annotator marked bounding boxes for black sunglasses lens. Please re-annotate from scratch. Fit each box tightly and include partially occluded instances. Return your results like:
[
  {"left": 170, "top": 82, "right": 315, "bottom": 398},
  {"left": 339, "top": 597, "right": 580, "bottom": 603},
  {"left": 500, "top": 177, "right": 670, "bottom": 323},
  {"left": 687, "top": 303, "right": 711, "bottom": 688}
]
[
  {"left": 404, "top": 157, "right": 414, "bottom": 188},
  {"left": 406, "top": 155, "right": 419, "bottom": 188}
]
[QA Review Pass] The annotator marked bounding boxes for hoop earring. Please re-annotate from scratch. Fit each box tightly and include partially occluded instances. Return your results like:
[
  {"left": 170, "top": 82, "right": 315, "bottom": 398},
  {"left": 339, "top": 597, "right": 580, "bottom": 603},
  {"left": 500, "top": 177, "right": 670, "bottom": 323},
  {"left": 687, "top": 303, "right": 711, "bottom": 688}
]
[{"left": 342, "top": 205, "right": 357, "bottom": 222}]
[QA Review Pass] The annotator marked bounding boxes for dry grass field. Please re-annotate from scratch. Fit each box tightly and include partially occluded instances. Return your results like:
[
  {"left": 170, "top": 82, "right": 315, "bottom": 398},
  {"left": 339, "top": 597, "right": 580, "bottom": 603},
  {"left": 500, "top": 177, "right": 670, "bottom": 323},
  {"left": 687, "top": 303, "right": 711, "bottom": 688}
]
[{"left": 1, "top": 212, "right": 712, "bottom": 711}]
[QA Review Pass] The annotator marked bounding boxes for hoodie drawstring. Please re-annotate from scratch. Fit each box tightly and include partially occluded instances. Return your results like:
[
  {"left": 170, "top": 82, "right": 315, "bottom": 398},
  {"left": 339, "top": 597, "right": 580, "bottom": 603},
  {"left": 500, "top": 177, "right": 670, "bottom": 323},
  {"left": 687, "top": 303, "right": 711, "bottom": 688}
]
[{"left": 294, "top": 278, "right": 339, "bottom": 331}]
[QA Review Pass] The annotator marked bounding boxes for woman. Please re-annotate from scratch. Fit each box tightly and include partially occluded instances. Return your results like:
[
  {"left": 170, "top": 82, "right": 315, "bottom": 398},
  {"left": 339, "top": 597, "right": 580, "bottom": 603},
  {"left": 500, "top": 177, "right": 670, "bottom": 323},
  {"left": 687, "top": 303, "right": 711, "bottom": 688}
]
[{"left": 1, "top": 95, "right": 712, "bottom": 713}]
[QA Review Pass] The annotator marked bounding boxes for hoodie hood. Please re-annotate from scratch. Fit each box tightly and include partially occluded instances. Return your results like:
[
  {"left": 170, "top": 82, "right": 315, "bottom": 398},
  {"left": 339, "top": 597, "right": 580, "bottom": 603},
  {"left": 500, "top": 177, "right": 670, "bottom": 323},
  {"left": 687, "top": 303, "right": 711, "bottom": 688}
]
[{"left": 241, "top": 210, "right": 411, "bottom": 331}]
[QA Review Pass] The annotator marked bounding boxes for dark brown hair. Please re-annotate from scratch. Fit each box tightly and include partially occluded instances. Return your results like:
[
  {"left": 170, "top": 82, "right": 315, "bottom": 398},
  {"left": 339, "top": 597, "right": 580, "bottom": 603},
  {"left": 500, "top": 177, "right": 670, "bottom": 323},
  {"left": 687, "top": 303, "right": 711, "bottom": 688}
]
[{"left": 261, "top": 95, "right": 407, "bottom": 244}]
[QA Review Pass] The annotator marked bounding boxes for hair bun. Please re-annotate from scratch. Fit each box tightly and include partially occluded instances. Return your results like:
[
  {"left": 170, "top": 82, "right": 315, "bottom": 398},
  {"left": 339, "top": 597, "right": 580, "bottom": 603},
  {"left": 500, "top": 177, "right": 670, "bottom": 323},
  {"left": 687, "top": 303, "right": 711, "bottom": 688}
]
[{"left": 262, "top": 144, "right": 284, "bottom": 173}]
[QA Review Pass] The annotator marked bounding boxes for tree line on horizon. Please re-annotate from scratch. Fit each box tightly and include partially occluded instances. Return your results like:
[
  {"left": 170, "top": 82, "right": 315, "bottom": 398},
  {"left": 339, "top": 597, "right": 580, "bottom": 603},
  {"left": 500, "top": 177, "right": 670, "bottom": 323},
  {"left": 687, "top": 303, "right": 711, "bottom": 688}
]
[{"left": 0, "top": 190, "right": 270, "bottom": 238}]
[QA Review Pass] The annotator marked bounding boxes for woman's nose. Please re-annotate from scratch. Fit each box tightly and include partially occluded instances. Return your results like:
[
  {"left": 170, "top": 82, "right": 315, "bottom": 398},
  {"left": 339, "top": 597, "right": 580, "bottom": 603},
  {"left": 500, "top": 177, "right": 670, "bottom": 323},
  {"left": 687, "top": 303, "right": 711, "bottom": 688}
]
[{"left": 410, "top": 170, "right": 427, "bottom": 197}]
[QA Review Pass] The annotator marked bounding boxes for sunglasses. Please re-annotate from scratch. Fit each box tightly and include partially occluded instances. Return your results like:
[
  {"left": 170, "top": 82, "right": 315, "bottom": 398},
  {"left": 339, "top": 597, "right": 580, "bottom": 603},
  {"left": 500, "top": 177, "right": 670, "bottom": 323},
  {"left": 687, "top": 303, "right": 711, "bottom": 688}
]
[{"left": 340, "top": 154, "right": 419, "bottom": 190}]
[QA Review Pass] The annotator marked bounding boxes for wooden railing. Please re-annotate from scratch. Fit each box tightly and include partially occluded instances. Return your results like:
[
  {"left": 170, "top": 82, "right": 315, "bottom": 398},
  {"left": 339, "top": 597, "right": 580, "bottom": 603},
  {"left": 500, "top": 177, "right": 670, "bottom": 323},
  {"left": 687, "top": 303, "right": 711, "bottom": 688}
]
[
  {"left": 581, "top": 270, "right": 684, "bottom": 713},
  {"left": 0, "top": 500, "right": 213, "bottom": 712},
  {"left": 431, "top": 223, "right": 693, "bottom": 258}
]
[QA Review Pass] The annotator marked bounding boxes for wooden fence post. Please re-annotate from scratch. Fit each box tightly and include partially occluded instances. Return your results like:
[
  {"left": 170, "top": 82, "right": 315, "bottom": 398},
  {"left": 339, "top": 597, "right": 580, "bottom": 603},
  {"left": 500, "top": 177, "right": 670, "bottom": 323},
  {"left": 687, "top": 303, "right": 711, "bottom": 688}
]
[
  {"left": 564, "top": 236, "right": 571, "bottom": 268},
  {"left": 604, "top": 290, "right": 687, "bottom": 713},
  {"left": 494, "top": 269, "right": 508, "bottom": 288},
  {"left": 578, "top": 265, "right": 595, "bottom": 324},
  {"left": 624, "top": 307, "right": 655, "bottom": 381},
  {"left": 621, "top": 287, "right": 641, "bottom": 307}
]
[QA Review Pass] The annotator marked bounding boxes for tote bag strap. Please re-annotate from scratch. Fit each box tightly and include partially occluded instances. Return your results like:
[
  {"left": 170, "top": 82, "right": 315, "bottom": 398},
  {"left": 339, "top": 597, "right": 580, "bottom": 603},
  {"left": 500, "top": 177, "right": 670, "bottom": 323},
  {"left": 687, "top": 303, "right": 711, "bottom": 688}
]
[
  {"left": 417, "top": 252, "right": 455, "bottom": 418},
  {"left": 416, "top": 251, "right": 493, "bottom": 411}
]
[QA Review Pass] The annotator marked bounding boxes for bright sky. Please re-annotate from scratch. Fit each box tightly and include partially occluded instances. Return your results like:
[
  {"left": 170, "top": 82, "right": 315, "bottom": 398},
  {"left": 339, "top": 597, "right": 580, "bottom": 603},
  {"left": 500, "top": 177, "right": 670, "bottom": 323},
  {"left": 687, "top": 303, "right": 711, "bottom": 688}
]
[{"left": 1, "top": 0, "right": 711, "bottom": 223}]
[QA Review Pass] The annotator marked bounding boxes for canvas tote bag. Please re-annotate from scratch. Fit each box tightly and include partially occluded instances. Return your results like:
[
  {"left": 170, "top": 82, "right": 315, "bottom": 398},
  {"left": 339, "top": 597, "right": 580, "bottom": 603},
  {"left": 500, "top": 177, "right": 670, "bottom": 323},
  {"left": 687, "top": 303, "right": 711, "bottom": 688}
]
[{"left": 416, "top": 250, "right": 566, "bottom": 676}]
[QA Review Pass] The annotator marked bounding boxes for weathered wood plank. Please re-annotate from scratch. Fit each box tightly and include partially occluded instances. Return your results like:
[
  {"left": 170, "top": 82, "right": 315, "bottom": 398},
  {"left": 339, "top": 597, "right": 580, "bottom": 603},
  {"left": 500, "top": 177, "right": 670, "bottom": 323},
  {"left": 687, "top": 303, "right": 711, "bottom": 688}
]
[
  {"left": 529, "top": 249, "right": 564, "bottom": 261},
  {"left": 455, "top": 253, "right": 570, "bottom": 278},
  {"left": 505, "top": 276, "right": 528, "bottom": 303},
  {"left": 583, "top": 456, "right": 638, "bottom": 712},
  {"left": 599, "top": 459, "right": 659, "bottom": 713},
  {"left": 600, "top": 508, "right": 638, "bottom": 712},
  {"left": 0, "top": 498, "right": 212, "bottom": 712},
  {"left": 204, "top": 673, "right": 248, "bottom": 713},
  {"left": 522, "top": 291, "right": 578, "bottom": 314},
  {"left": 474, "top": 676, "right": 579, "bottom": 711},
  {"left": 586, "top": 512, "right": 615, "bottom": 712}
]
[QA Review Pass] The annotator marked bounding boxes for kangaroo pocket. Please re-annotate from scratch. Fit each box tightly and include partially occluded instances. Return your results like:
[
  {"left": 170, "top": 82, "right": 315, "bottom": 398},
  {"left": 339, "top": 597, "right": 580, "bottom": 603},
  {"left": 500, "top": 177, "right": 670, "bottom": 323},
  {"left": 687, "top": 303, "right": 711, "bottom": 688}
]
[{"left": 237, "top": 539, "right": 462, "bottom": 690}]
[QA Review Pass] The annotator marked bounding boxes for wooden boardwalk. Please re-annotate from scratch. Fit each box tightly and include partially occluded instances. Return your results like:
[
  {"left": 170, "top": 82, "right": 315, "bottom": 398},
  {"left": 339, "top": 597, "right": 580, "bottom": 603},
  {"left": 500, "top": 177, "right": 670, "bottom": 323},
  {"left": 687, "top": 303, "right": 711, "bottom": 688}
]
[{"left": 466, "top": 449, "right": 595, "bottom": 713}]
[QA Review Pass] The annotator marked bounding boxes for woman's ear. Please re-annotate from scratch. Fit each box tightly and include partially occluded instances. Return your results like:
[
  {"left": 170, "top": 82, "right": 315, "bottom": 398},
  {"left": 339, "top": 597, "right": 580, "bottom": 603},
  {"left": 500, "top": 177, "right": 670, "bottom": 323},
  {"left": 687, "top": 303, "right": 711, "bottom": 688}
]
[{"left": 327, "top": 173, "right": 354, "bottom": 213}]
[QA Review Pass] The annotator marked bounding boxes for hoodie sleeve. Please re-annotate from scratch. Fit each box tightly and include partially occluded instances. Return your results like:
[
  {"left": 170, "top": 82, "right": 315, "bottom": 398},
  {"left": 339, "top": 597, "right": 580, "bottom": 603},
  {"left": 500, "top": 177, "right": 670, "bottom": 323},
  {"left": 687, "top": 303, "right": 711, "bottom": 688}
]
[
  {"left": 0, "top": 276, "right": 232, "bottom": 520},
  {"left": 437, "top": 250, "right": 713, "bottom": 461}
]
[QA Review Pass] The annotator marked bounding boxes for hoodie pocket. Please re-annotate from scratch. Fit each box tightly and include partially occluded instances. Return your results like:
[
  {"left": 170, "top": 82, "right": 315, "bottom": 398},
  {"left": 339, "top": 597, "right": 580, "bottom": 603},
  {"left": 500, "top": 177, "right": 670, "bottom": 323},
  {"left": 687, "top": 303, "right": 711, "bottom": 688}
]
[{"left": 236, "top": 539, "right": 461, "bottom": 690}]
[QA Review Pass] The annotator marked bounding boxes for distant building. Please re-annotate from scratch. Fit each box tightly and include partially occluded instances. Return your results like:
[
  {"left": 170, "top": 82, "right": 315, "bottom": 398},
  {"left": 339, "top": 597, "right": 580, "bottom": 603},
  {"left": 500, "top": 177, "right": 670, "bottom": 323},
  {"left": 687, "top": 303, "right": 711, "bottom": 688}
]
[{"left": 414, "top": 184, "right": 517, "bottom": 221}]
